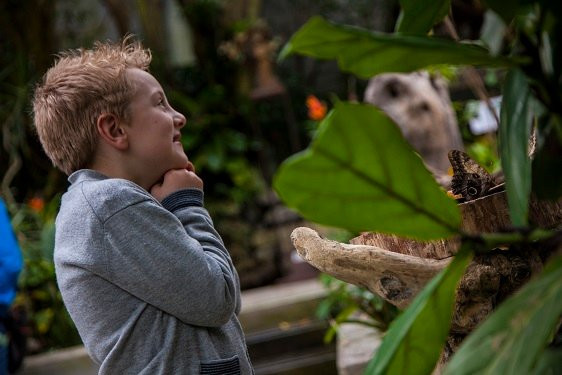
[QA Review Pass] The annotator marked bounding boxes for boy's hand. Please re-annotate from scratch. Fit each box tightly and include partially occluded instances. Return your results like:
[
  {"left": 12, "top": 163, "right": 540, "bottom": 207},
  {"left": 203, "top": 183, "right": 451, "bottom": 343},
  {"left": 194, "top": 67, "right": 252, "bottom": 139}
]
[{"left": 150, "top": 163, "right": 203, "bottom": 202}]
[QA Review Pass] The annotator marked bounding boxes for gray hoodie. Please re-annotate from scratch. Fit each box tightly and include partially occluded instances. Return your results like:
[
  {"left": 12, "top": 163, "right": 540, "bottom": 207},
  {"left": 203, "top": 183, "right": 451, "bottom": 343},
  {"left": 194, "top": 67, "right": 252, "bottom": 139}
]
[{"left": 54, "top": 169, "right": 252, "bottom": 374}]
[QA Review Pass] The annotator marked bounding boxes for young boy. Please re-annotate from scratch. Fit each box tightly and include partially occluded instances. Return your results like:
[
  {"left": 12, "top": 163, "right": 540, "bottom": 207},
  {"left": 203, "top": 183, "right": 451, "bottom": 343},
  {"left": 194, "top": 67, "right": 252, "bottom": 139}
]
[{"left": 32, "top": 38, "right": 253, "bottom": 374}]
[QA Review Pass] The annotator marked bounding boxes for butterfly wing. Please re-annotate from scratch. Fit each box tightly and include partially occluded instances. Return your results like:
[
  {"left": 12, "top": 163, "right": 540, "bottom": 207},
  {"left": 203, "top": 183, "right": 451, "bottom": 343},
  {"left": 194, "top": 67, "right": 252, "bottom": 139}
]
[{"left": 447, "top": 150, "right": 495, "bottom": 201}]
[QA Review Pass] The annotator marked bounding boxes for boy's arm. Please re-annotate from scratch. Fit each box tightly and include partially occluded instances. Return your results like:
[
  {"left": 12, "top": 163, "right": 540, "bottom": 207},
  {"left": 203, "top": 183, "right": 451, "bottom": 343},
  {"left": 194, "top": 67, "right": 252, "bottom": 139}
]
[
  {"left": 102, "top": 196, "right": 238, "bottom": 327},
  {"left": 161, "top": 189, "right": 242, "bottom": 315},
  {"left": 151, "top": 166, "right": 241, "bottom": 315}
]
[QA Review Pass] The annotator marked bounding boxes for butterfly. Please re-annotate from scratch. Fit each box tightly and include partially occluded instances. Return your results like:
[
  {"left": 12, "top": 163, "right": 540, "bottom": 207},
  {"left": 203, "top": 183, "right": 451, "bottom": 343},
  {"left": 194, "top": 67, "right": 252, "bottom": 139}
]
[{"left": 447, "top": 150, "right": 496, "bottom": 201}]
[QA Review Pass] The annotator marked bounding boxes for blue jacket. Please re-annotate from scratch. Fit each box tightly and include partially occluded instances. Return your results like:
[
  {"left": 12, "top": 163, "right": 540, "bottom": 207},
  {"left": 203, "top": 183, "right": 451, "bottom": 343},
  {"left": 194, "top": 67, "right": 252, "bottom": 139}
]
[{"left": 0, "top": 198, "right": 22, "bottom": 316}]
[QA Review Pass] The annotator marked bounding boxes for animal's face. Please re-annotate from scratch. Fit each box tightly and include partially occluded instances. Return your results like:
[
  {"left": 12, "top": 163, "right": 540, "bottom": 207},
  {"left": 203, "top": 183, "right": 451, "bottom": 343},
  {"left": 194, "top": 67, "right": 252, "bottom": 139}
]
[{"left": 364, "top": 72, "right": 464, "bottom": 174}]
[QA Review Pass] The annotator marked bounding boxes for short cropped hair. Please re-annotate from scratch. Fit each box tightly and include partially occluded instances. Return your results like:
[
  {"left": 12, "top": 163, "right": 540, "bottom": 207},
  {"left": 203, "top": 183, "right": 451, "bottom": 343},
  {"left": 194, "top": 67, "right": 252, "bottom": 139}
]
[{"left": 32, "top": 37, "right": 152, "bottom": 175}]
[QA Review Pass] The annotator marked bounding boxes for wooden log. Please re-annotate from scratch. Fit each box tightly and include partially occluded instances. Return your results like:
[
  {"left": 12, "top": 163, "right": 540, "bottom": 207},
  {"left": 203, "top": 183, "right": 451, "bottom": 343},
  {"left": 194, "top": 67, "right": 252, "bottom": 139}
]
[
  {"left": 290, "top": 227, "right": 450, "bottom": 309},
  {"left": 291, "top": 193, "right": 561, "bottom": 309},
  {"left": 351, "top": 191, "right": 562, "bottom": 260}
]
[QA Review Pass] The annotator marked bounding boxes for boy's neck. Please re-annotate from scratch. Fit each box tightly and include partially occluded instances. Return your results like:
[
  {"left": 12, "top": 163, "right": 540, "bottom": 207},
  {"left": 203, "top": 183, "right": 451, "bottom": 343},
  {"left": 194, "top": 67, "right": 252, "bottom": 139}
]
[{"left": 89, "top": 155, "right": 151, "bottom": 191}]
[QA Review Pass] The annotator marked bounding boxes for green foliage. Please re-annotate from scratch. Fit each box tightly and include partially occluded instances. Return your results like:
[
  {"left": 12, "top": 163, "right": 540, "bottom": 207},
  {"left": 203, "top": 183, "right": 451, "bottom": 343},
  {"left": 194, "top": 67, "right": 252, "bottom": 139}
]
[
  {"left": 11, "top": 196, "right": 81, "bottom": 351},
  {"left": 316, "top": 274, "right": 399, "bottom": 344},
  {"left": 444, "top": 254, "right": 562, "bottom": 375},
  {"left": 275, "top": 1, "right": 562, "bottom": 374},
  {"left": 365, "top": 245, "right": 473, "bottom": 375},
  {"left": 466, "top": 139, "right": 501, "bottom": 174},
  {"left": 531, "top": 347, "right": 562, "bottom": 375},
  {"left": 498, "top": 69, "right": 535, "bottom": 226},
  {"left": 279, "top": 16, "right": 509, "bottom": 79},
  {"left": 395, "top": 0, "right": 450, "bottom": 35},
  {"left": 532, "top": 115, "right": 562, "bottom": 199},
  {"left": 274, "top": 102, "right": 460, "bottom": 240},
  {"left": 165, "top": 76, "right": 265, "bottom": 205},
  {"left": 0, "top": 1, "right": 69, "bottom": 205}
]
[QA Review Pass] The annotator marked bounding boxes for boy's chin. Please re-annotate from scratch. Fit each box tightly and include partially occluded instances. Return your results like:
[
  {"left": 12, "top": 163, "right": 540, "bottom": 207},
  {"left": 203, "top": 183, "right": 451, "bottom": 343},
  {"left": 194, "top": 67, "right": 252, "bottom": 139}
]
[
  {"left": 174, "top": 159, "right": 191, "bottom": 170},
  {"left": 176, "top": 153, "right": 190, "bottom": 168},
  {"left": 158, "top": 161, "right": 189, "bottom": 176}
]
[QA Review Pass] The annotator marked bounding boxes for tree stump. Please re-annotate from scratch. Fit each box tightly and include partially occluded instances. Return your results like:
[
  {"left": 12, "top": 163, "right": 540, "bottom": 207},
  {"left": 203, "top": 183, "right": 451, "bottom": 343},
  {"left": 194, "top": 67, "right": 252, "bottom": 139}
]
[{"left": 290, "top": 191, "right": 561, "bottom": 369}]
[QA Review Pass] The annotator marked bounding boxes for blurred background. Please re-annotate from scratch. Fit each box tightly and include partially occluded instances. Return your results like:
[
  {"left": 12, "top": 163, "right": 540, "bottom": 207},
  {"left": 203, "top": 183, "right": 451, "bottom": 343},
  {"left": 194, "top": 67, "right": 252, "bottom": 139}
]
[{"left": 1, "top": 0, "right": 500, "bottom": 372}]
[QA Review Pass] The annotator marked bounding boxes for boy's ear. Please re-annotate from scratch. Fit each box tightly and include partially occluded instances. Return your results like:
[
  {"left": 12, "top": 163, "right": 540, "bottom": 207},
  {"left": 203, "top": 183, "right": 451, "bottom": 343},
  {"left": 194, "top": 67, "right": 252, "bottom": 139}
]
[{"left": 96, "top": 113, "right": 128, "bottom": 150}]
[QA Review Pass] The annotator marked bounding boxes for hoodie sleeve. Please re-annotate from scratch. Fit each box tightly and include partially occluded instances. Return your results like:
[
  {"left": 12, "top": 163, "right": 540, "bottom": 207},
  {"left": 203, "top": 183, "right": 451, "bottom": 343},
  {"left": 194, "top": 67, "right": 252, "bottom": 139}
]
[
  {"left": 161, "top": 189, "right": 242, "bottom": 315},
  {"left": 100, "top": 192, "right": 238, "bottom": 327}
]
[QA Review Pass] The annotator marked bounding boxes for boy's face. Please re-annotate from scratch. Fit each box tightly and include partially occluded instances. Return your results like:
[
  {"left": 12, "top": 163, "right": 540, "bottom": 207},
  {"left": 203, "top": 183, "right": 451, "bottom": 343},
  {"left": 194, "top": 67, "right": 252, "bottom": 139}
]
[{"left": 124, "top": 68, "right": 189, "bottom": 188}]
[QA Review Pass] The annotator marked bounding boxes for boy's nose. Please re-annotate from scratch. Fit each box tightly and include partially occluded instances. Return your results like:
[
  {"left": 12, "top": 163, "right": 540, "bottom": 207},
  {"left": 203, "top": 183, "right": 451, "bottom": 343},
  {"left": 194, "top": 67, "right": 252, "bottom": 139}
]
[{"left": 174, "top": 111, "right": 186, "bottom": 128}]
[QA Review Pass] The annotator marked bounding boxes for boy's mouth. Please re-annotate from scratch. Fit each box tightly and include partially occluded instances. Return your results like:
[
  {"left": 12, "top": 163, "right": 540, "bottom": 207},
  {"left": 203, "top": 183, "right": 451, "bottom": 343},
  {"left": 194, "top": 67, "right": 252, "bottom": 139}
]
[{"left": 173, "top": 133, "right": 181, "bottom": 142}]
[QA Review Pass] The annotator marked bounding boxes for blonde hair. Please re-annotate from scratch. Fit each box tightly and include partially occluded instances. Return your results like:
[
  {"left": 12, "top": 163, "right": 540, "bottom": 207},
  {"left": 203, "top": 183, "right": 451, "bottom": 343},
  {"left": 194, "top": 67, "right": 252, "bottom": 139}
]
[{"left": 32, "top": 37, "right": 152, "bottom": 175}]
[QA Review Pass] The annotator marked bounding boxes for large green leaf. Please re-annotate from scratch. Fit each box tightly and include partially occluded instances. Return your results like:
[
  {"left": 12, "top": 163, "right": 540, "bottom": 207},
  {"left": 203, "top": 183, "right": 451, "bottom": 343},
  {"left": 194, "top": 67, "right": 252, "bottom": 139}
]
[
  {"left": 499, "top": 68, "right": 533, "bottom": 227},
  {"left": 396, "top": 0, "right": 450, "bottom": 35},
  {"left": 273, "top": 102, "right": 460, "bottom": 240},
  {"left": 365, "top": 244, "right": 474, "bottom": 375},
  {"left": 279, "top": 16, "right": 507, "bottom": 79},
  {"left": 444, "top": 255, "right": 562, "bottom": 375}
]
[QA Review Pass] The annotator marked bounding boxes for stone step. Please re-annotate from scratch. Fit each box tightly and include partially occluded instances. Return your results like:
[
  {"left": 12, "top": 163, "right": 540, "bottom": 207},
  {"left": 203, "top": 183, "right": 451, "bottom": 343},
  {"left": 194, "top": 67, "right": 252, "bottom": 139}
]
[
  {"left": 254, "top": 346, "right": 336, "bottom": 375},
  {"left": 239, "top": 279, "right": 327, "bottom": 334},
  {"left": 248, "top": 320, "right": 330, "bottom": 360},
  {"left": 248, "top": 320, "right": 336, "bottom": 375}
]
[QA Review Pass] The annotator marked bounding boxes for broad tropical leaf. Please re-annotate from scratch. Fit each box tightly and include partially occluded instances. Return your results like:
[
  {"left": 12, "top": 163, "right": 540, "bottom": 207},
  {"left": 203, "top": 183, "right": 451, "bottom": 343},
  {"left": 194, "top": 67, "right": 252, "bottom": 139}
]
[
  {"left": 499, "top": 68, "right": 533, "bottom": 226},
  {"left": 444, "top": 255, "right": 562, "bottom": 375},
  {"left": 396, "top": 0, "right": 450, "bottom": 35},
  {"left": 365, "top": 244, "right": 474, "bottom": 375},
  {"left": 273, "top": 102, "right": 460, "bottom": 240},
  {"left": 279, "top": 16, "right": 507, "bottom": 79}
]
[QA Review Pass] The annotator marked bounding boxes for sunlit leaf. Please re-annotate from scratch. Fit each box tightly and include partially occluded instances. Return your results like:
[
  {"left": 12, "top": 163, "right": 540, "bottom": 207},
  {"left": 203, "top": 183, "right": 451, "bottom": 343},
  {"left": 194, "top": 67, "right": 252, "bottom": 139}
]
[
  {"left": 396, "top": 0, "right": 450, "bottom": 35},
  {"left": 365, "top": 244, "right": 474, "bottom": 375},
  {"left": 444, "top": 255, "right": 562, "bottom": 375},
  {"left": 279, "top": 16, "right": 507, "bottom": 79},
  {"left": 324, "top": 305, "right": 357, "bottom": 344},
  {"left": 273, "top": 102, "right": 460, "bottom": 240},
  {"left": 499, "top": 68, "right": 533, "bottom": 226}
]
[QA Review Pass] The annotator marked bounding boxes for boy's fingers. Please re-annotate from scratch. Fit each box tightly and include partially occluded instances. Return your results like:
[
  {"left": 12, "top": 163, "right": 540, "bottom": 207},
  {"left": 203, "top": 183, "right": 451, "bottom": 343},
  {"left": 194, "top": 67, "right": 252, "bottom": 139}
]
[{"left": 149, "top": 184, "right": 161, "bottom": 197}]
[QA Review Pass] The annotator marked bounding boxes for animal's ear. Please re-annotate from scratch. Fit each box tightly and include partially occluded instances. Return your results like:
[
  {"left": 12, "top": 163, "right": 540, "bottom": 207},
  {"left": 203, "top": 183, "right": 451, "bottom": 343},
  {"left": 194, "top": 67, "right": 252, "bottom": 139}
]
[{"left": 96, "top": 113, "right": 128, "bottom": 150}]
